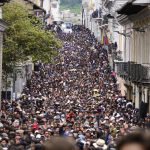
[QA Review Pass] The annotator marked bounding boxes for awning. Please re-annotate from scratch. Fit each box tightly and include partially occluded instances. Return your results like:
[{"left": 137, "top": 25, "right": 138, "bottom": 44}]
[{"left": 117, "top": 2, "right": 146, "bottom": 15}]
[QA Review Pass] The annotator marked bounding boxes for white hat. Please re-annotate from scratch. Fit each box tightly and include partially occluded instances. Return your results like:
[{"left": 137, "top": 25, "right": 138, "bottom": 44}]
[
  {"left": 105, "top": 116, "right": 109, "bottom": 120},
  {"left": 35, "top": 130, "right": 39, "bottom": 134},
  {"left": 39, "top": 113, "right": 44, "bottom": 117},
  {"left": 36, "top": 111, "right": 40, "bottom": 114},
  {"left": 93, "top": 139, "right": 107, "bottom": 150},
  {"left": 30, "top": 134, "right": 35, "bottom": 138},
  {"left": 0, "top": 122, "right": 3, "bottom": 128},
  {"left": 101, "top": 120, "right": 106, "bottom": 124},
  {"left": 115, "top": 113, "right": 120, "bottom": 118},
  {"left": 47, "top": 129, "right": 52, "bottom": 132},
  {"left": 36, "top": 134, "right": 41, "bottom": 139},
  {"left": 61, "top": 114, "right": 65, "bottom": 118},
  {"left": 110, "top": 117, "right": 115, "bottom": 121},
  {"left": 54, "top": 115, "right": 60, "bottom": 120},
  {"left": 119, "top": 117, "right": 124, "bottom": 121}
]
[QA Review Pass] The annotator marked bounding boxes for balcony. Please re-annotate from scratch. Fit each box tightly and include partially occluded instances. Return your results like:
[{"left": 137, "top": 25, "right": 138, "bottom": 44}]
[
  {"left": 91, "top": 9, "right": 102, "bottom": 21},
  {"left": 141, "top": 64, "right": 150, "bottom": 84},
  {"left": 115, "top": 61, "right": 130, "bottom": 80},
  {"left": 115, "top": 62, "right": 150, "bottom": 84}
]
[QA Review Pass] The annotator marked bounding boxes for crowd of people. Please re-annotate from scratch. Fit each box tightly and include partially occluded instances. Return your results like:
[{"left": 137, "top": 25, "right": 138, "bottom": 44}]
[{"left": 0, "top": 25, "right": 150, "bottom": 150}]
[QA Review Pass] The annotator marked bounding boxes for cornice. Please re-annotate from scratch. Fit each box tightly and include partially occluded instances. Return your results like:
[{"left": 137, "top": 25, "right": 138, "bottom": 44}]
[
  {"left": 117, "top": 6, "right": 150, "bottom": 25},
  {"left": 117, "top": 15, "right": 132, "bottom": 25},
  {"left": 129, "top": 7, "right": 150, "bottom": 22}
]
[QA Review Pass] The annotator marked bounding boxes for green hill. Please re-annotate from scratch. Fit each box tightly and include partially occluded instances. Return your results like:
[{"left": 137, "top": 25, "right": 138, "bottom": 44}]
[{"left": 60, "top": 0, "right": 82, "bottom": 14}]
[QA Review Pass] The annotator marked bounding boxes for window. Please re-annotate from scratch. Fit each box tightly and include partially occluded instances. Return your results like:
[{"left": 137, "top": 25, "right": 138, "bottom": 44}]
[{"left": 52, "top": 3, "right": 57, "bottom": 8}]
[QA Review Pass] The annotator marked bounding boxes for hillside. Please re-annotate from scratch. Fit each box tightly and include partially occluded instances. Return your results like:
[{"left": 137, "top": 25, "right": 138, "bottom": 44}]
[{"left": 60, "top": 0, "right": 82, "bottom": 14}]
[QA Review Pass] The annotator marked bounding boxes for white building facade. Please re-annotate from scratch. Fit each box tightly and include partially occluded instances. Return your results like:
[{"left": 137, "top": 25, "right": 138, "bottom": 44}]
[
  {"left": 82, "top": 0, "right": 150, "bottom": 114},
  {"left": 31, "top": 0, "right": 61, "bottom": 24},
  {"left": 115, "top": 0, "right": 150, "bottom": 114}
]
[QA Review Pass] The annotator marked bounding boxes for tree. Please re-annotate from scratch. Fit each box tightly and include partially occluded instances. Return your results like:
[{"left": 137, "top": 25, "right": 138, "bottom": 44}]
[
  {"left": 2, "top": 2, "right": 61, "bottom": 98},
  {"left": 2, "top": 2, "right": 61, "bottom": 75}
]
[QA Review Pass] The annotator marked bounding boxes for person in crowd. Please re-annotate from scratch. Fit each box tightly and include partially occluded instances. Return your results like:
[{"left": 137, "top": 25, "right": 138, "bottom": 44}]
[
  {"left": 116, "top": 133, "right": 149, "bottom": 150},
  {"left": 0, "top": 25, "right": 149, "bottom": 150}
]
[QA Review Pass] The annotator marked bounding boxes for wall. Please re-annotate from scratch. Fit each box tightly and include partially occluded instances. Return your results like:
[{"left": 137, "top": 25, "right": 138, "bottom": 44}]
[{"left": 123, "top": 8, "right": 150, "bottom": 64}]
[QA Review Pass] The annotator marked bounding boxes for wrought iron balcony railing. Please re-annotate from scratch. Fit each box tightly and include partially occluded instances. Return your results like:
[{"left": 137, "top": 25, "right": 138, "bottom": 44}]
[
  {"left": 115, "top": 61, "right": 150, "bottom": 84},
  {"left": 91, "top": 9, "right": 102, "bottom": 20},
  {"left": 141, "top": 64, "right": 150, "bottom": 84}
]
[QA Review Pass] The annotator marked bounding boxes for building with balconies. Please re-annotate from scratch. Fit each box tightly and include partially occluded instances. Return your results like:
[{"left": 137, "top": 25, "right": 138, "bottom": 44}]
[
  {"left": 33, "top": 0, "right": 61, "bottom": 23},
  {"left": 82, "top": 0, "right": 108, "bottom": 41},
  {"left": 82, "top": 0, "right": 150, "bottom": 114},
  {"left": 31, "top": 0, "right": 54, "bottom": 24},
  {"left": 115, "top": 0, "right": 150, "bottom": 114},
  {"left": 13, "top": 0, "right": 46, "bottom": 18}
]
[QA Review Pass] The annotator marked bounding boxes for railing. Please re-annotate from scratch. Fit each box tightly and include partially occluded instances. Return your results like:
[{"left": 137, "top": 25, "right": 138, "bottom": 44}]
[
  {"left": 115, "top": 61, "right": 129, "bottom": 79},
  {"left": 115, "top": 61, "right": 150, "bottom": 84},
  {"left": 141, "top": 64, "right": 150, "bottom": 83},
  {"left": 91, "top": 9, "right": 102, "bottom": 19}
]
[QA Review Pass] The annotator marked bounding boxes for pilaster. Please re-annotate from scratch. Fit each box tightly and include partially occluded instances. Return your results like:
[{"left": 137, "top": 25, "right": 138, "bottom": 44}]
[{"left": 135, "top": 85, "right": 140, "bottom": 108}]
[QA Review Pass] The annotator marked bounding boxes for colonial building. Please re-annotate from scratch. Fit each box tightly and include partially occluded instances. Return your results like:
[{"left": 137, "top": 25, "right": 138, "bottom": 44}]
[
  {"left": 115, "top": 0, "right": 150, "bottom": 113},
  {"left": 13, "top": 0, "right": 46, "bottom": 18},
  {"left": 31, "top": 0, "right": 51, "bottom": 24},
  {"left": 82, "top": 0, "right": 150, "bottom": 114},
  {"left": 50, "top": 0, "right": 60, "bottom": 22},
  {"left": 31, "top": 0, "right": 61, "bottom": 24}
]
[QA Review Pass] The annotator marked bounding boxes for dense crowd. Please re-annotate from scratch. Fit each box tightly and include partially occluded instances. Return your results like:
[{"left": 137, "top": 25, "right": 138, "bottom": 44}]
[{"left": 0, "top": 25, "right": 150, "bottom": 150}]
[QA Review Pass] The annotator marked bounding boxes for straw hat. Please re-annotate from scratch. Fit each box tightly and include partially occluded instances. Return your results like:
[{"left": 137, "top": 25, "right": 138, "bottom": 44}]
[{"left": 93, "top": 139, "right": 107, "bottom": 150}]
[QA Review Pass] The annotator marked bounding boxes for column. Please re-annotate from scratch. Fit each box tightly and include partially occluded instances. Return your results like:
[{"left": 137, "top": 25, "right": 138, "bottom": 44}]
[
  {"left": 135, "top": 85, "right": 140, "bottom": 108},
  {"left": 144, "top": 87, "right": 148, "bottom": 103},
  {"left": 132, "top": 84, "right": 135, "bottom": 103},
  {"left": 0, "top": 31, "right": 3, "bottom": 114},
  {"left": 142, "top": 86, "right": 145, "bottom": 102},
  {"left": 148, "top": 90, "right": 150, "bottom": 113}
]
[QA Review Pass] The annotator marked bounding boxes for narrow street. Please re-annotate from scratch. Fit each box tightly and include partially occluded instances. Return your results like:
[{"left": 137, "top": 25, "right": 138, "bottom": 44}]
[
  {"left": 8, "top": 25, "right": 142, "bottom": 148},
  {"left": 0, "top": 0, "right": 150, "bottom": 150}
]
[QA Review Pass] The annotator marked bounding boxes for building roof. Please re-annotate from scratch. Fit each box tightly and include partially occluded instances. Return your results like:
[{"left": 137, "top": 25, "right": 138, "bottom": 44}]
[
  {"left": 25, "top": 0, "right": 46, "bottom": 13},
  {"left": 117, "top": 2, "right": 147, "bottom": 15}
]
